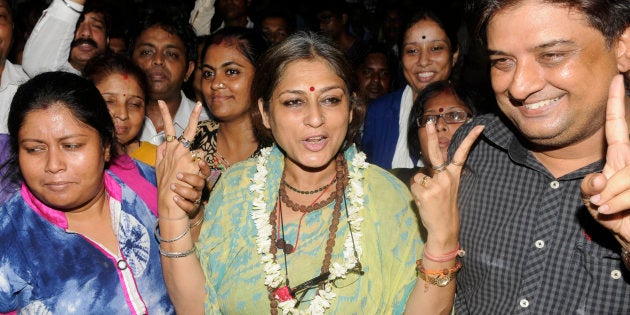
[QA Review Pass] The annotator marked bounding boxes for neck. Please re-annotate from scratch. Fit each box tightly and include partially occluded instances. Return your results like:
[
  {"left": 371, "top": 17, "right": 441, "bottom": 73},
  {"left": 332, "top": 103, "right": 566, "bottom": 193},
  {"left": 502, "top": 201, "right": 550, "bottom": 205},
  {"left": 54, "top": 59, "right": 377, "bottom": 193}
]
[
  {"left": 64, "top": 185, "right": 109, "bottom": 223},
  {"left": 531, "top": 127, "right": 605, "bottom": 178},
  {"left": 145, "top": 96, "right": 181, "bottom": 133},
  {"left": 283, "top": 154, "right": 339, "bottom": 190}
]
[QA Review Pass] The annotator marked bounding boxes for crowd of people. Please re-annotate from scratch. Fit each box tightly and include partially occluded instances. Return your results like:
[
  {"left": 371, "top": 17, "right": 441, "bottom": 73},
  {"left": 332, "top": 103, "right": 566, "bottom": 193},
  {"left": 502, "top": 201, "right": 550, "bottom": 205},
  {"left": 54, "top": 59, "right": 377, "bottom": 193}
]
[{"left": 0, "top": 0, "right": 629, "bottom": 314}]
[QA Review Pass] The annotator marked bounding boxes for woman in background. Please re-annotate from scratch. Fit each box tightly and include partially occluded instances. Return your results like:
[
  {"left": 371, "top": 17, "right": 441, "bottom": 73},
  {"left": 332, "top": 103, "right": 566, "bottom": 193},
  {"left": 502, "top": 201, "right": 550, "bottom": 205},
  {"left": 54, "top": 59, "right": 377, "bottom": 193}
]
[
  {"left": 391, "top": 80, "right": 476, "bottom": 185},
  {"left": 362, "top": 7, "right": 461, "bottom": 169},
  {"left": 190, "top": 27, "right": 269, "bottom": 190}
]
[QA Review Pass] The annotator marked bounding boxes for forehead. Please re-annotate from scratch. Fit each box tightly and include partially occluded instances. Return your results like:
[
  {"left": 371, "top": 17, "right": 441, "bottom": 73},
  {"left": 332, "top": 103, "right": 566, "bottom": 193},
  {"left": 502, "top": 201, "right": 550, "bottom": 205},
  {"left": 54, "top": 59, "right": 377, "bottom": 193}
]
[
  {"left": 276, "top": 59, "right": 345, "bottom": 90},
  {"left": 82, "top": 11, "right": 105, "bottom": 23},
  {"left": 20, "top": 104, "right": 86, "bottom": 134},
  {"left": 404, "top": 19, "right": 449, "bottom": 43},
  {"left": 136, "top": 25, "right": 185, "bottom": 49},
  {"left": 205, "top": 42, "right": 252, "bottom": 65},
  {"left": 424, "top": 91, "right": 467, "bottom": 111},
  {"left": 262, "top": 17, "right": 288, "bottom": 28},
  {"left": 362, "top": 53, "right": 389, "bottom": 67},
  {"left": 486, "top": 2, "right": 596, "bottom": 50}
]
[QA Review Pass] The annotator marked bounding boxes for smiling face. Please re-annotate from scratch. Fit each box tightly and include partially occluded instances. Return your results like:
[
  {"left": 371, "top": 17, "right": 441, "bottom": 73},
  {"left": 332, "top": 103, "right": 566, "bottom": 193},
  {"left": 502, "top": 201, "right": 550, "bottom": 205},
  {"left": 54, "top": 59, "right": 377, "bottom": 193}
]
[
  {"left": 402, "top": 19, "right": 456, "bottom": 97},
  {"left": 18, "top": 104, "right": 109, "bottom": 212},
  {"left": 201, "top": 41, "right": 255, "bottom": 122},
  {"left": 418, "top": 91, "right": 471, "bottom": 163},
  {"left": 95, "top": 73, "right": 146, "bottom": 148},
  {"left": 132, "top": 25, "right": 193, "bottom": 101},
  {"left": 487, "top": 1, "right": 621, "bottom": 149},
  {"left": 259, "top": 58, "right": 352, "bottom": 171}
]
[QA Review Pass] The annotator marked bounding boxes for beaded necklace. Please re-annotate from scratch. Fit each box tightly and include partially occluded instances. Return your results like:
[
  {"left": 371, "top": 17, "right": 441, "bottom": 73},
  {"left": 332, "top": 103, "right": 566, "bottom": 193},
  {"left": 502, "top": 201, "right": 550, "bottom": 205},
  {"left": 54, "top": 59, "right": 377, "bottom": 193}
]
[
  {"left": 268, "top": 154, "right": 346, "bottom": 314},
  {"left": 283, "top": 176, "right": 338, "bottom": 195}
]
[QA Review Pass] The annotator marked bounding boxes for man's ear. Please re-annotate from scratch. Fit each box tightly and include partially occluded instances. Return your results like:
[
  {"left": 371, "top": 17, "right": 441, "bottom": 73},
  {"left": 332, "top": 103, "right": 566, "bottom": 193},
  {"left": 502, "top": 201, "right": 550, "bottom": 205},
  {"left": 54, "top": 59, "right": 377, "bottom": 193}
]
[
  {"left": 258, "top": 98, "right": 271, "bottom": 129},
  {"left": 184, "top": 60, "right": 195, "bottom": 82},
  {"left": 617, "top": 26, "right": 630, "bottom": 73}
]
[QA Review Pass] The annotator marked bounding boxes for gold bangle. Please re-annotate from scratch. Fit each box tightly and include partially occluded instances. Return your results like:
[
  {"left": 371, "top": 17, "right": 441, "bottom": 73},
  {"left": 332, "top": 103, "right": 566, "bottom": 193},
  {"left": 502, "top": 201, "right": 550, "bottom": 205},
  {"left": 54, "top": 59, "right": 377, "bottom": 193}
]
[{"left": 416, "top": 259, "right": 462, "bottom": 288}]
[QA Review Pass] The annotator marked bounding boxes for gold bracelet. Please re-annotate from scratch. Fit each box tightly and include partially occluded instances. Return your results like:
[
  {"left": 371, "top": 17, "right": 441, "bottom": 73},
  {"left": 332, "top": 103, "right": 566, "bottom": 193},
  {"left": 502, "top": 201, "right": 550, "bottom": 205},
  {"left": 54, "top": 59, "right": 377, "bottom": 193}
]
[{"left": 416, "top": 259, "right": 462, "bottom": 288}]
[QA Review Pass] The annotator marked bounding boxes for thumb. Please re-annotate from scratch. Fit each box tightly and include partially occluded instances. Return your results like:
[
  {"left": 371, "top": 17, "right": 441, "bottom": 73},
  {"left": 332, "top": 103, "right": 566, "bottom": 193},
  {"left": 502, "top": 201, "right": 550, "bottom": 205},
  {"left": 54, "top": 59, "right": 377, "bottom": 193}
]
[{"left": 581, "top": 172, "right": 607, "bottom": 202}]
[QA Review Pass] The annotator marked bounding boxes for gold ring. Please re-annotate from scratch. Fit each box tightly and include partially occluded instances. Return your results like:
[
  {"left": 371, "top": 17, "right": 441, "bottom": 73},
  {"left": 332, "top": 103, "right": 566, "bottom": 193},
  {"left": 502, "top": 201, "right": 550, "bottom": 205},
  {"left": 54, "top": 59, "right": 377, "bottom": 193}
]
[
  {"left": 165, "top": 134, "right": 177, "bottom": 142},
  {"left": 450, "top": 160, "right": 465, "bottom": 167},
  {"left": 191, "top": 151, "right": 202, "bottom": 161},
  {"left": 178, "top": 135, "right": 192, "bottom": 149},
  {"left": 420, "top": 175, "right": 430, "bottom": 187}
]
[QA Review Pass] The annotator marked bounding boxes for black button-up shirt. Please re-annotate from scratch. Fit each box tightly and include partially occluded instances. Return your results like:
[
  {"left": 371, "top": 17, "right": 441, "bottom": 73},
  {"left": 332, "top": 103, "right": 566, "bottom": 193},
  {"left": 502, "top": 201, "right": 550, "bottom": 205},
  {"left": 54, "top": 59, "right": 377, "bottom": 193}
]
[{"left": 452, "top": 114, "right": 630, "bottom": 314}]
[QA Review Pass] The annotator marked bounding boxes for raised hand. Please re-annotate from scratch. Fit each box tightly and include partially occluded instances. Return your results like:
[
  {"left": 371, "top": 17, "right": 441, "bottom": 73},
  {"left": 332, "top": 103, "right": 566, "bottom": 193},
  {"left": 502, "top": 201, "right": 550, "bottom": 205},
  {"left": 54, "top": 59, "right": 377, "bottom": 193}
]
[
  {"left": 410, "top": 122, "right": 484, "bottom": 253},
  {"left": 156, "top": 100, "right": 203, "bottom": 219},
  {"left": 581, "top": 75, "right": 630, "bottom": 248}
]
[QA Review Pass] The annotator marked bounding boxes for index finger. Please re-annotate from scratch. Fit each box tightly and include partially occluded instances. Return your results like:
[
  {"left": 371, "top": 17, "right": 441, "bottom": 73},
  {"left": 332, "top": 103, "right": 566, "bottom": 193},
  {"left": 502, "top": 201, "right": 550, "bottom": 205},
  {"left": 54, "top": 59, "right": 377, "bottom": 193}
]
[{"left": 605, "top": 75, "right": 628, "bottom": 147}]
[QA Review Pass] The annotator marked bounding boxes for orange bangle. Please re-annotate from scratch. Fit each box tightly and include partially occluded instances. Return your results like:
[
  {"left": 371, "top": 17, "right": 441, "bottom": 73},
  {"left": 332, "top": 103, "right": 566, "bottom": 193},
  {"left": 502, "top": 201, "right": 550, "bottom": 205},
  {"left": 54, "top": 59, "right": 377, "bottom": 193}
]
[{"left": 416, "top": 259, "right": 462, "bottom": 288}]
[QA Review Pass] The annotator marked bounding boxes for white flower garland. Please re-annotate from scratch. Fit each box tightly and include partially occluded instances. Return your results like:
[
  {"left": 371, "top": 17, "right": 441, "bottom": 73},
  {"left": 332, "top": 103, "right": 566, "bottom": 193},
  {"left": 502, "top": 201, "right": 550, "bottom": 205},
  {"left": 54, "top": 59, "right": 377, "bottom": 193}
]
[{"left": 249, "top": 147, "right": 367, "bottom": 315}]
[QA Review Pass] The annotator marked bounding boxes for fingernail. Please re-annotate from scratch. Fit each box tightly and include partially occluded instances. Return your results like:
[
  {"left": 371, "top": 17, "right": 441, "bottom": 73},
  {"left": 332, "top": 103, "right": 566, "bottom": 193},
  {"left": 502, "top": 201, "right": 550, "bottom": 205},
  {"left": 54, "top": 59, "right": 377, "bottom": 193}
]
[
  {"left": 176, "top": 172, "right": 183, "bottom": 180},
  {"left": 598, "top": 204, "right": 610, "bottom": 214},
  {"left": 590, "top": 194, "right": 601, "bottom": 205},
  {"left": 173, "top": 195, "right": 179, "bottom": 203},
  {"left": 170, "top": 184, "right": 177, "bottom": 191}
]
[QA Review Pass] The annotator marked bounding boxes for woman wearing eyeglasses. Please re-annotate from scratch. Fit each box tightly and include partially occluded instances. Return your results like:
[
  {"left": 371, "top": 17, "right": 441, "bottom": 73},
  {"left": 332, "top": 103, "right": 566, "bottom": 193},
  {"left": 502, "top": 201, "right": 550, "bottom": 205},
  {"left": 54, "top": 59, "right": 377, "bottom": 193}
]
[
  {"left": 391, "top": 80, "right": 476, "bottom": 184},
  {"left": 155, "top": 32, "right": 483, "bottom": 314}
]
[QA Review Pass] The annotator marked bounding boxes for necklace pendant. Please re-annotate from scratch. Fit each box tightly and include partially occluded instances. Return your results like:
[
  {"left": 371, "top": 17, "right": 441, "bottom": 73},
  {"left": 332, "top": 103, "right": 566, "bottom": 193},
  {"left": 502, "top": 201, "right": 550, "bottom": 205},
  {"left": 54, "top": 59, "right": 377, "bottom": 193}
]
[{"left": 275, "top": 238, "right": 294, "bottom": 254}]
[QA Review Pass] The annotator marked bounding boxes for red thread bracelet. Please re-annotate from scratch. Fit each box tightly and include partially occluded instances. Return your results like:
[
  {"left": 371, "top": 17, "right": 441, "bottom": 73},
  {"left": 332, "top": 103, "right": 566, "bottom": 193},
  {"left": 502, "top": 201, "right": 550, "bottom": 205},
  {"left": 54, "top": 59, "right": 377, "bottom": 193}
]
[{"left": 423, "top": 242, "right": 465, "bottom": 263}]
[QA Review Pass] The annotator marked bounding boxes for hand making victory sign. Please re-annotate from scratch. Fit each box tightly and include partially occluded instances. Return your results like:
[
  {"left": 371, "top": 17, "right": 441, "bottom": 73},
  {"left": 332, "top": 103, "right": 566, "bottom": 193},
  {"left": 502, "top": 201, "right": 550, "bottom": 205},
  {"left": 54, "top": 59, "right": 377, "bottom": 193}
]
[{"left": 581, "top": 75, "right": 630, "bottom": 250}]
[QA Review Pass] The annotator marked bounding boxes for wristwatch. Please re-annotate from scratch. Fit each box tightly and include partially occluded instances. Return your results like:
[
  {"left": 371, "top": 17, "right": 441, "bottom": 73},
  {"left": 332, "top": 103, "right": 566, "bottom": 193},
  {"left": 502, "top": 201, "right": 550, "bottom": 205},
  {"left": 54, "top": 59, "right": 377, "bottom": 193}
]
[{"left": 622, "top": 247, "right": 630, "bottom": 270}]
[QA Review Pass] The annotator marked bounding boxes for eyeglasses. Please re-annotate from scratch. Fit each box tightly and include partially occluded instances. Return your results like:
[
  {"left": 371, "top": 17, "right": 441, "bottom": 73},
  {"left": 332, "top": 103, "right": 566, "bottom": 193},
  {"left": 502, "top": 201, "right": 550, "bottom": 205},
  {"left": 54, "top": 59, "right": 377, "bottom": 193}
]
[
  {"left": 416, "top": 111, "right": 472, "bottom": 127},
  {"left": 290, "top": 263, "right": 364, "bottom": 307}
]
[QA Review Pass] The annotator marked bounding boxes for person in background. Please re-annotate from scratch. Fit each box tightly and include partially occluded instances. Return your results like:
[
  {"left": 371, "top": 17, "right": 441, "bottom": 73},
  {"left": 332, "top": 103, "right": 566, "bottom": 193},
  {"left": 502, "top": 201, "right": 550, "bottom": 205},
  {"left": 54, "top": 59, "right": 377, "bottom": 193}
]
[
  {"left": 355, "top": 44, "right": 393, "bottom": 105},
  {"left": 362, "top": 7, "right": 460, "bottom": 170},
  {"left": 256, "top": 7, "right": 295, "bottom": 46},
  {"left": 412, "top": 0, "right": 630, "bottom": 313},
  {"left": 315, "top": 0, "right": 369, "bottom": 66},
  {"left": 22, "top": 0, "right": 110, "bottom": 75},
  {"left": 391, "top": 80, "right": 476, "bottom": 185},
  {"left": 83, "top": 53, "right": 157, "bottom": 166},
  {"left": 0, "top": 71, "right": 205, "bottom": 313},
  {"left": 211, "top": 0, "right": 253, "bottom": 32},
  {"left": 0, "top": 0, "right": 29, "bottom": 133},
  {"left": 154, "top": 31, "right": 484, "bottom": 315},
  {"left": 129, "top": 5, "right": 210, "bottom": 145},
  {"left": 190, "top": 27, "right": 268, "bottom": 197}
]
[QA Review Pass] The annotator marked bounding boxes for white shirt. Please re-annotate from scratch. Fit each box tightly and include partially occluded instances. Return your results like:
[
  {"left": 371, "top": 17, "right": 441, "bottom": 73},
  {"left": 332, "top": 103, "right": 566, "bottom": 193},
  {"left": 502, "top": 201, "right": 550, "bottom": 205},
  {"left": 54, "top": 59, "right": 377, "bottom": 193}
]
[
  {"left": 391, "top": 85, "right": 416, "bottom": 168},
  {"left": 0, "top": 62, "right": 30, "bottom": 133},
  {"left": 22, "top": 0, "right": 82, "bottom": 77},
  {"left": 139, "top": 92, "right": 210, "bottom": 145}
]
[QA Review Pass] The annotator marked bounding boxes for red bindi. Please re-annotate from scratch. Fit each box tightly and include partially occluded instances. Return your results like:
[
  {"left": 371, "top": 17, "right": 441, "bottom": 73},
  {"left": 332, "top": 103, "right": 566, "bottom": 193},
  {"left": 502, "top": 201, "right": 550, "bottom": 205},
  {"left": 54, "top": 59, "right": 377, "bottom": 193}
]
[
  {"left": 438, "top": 108, "right": 444, "bottom": 112},
  {"left": 309, "top": 86, "right": 315, "bottom": 92},
  {"left": 122, "top": 72, "right": 128, "bottom": 80}
]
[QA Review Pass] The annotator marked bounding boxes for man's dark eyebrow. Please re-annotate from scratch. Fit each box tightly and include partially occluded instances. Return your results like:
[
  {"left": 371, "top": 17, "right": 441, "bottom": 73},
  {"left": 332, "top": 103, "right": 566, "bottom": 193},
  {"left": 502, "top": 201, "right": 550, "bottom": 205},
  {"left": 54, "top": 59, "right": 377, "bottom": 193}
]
[{"left": 487, "top": 39, "right": 575, "bottom": 55}]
